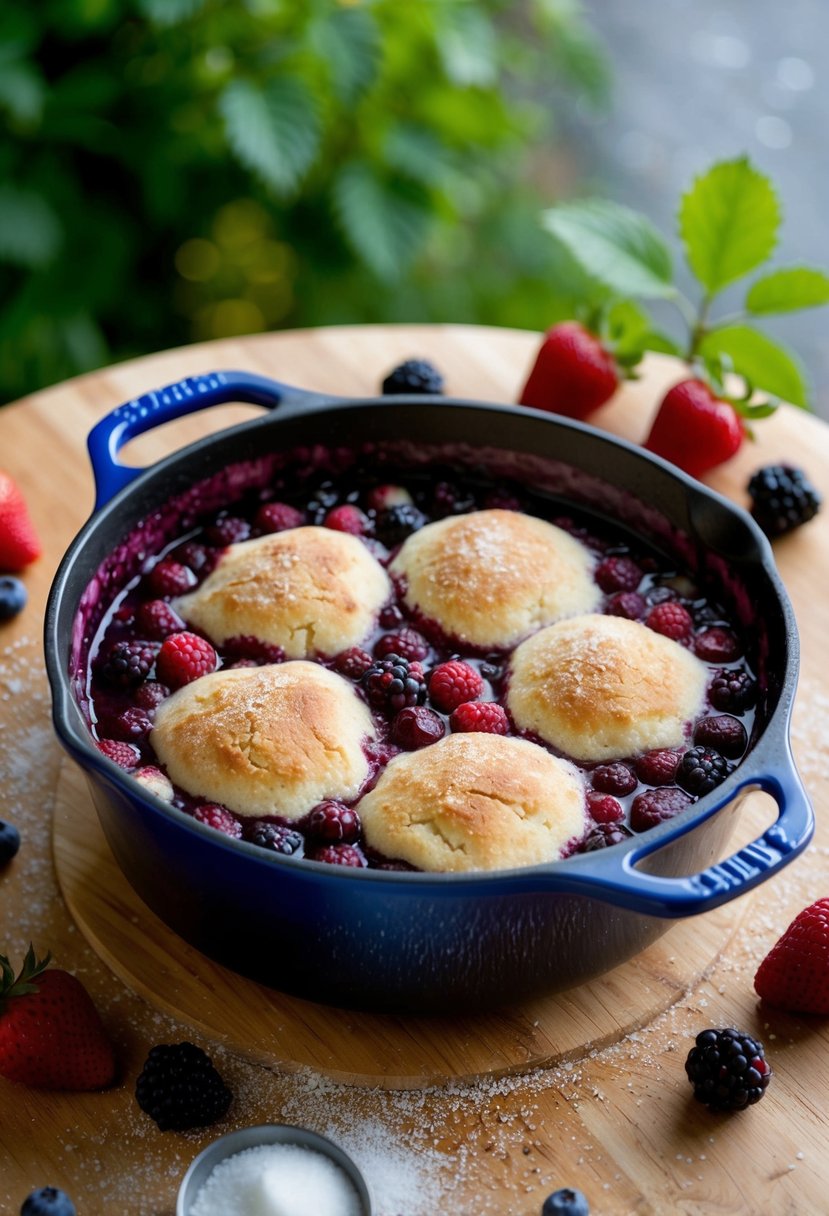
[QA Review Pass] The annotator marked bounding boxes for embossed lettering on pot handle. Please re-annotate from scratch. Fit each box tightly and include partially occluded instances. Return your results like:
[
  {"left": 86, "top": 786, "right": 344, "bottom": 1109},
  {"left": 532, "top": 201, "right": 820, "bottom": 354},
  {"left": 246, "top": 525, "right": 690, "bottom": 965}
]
[{"left": 87, "top": 370, "right": 330, "bottom": 511}]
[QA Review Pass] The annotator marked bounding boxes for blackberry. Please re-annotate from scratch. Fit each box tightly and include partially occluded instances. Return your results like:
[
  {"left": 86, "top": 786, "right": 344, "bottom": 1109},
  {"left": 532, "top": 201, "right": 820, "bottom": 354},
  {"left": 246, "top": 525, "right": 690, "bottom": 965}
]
[
  {"left": 0, "top": 818, "right": 21, "bottom": 866},
  {"left": 677, "top": 746, "right": 731, "bottom": 796},
  {"left": 542, "top": 1189, "right": 590, "bottom": 1216},
  {"left": 709, "top": 668, "right": 757, "bottom": 714},
  {"left": 247, "top": 821, "right": 304, "bottom": 855},
  {"left": 99, "top": 641, "right": 157, "bottom": 688},
  {"left": 748, "top": 464, "right": 821, "bottom": 538},
  {"left": 20, "top": 1188, "right": 76, "bottom": 1216},
  {"left": 382, "top": 358, "right": 444, "bottom": 395},
  {"left": 579, "top": 822, "right": 633, "bottom": 852},
  {"left": 135, "top": 1041, "right": 232, "bottom": 1131},
  {"left": 684, "top": 1027, "right": 772, "bottom": 1111},
  {"left": 375, "top": 503, "right": 427, "bottom": 547},
  {"left": 0, "top": 575, "right": 27, "bottom": 621},
  {"left": 362, "top": 654, "right": 427, "bottom": 713}
]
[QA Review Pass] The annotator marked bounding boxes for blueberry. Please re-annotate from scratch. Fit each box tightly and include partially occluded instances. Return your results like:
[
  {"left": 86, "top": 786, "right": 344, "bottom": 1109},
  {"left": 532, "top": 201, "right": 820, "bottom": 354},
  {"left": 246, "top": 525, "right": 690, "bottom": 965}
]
[
  {"left": 542, "top": 1188, "right": 590, "bottom": 1216},
  {"left": 21, "top": 1187, "right": 77, "bottom": 1216},
  {"left": 0, "top": 576, "right": 27, "bottom": 622},
  {"left": 0, "top": 819, "right": 21, "bottom": 866}
]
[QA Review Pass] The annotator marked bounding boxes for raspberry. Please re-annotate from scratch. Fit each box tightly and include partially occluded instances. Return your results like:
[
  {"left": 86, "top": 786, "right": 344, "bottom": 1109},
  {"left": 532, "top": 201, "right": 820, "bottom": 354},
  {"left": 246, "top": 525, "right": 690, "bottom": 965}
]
[
  {"left": 579, "top": 822, "right": 634, "bottom": 851},
  {"left": 429, "top": 660, "right": 484, "bottom": 713},
  {"left": 685, "top": 1027, "right": 772, "bottom": 1112},
  {"left": 305, "top": 801, "right": 361, "bottom": 843},
  {"left": 645, "top": 601, "right": 693, "bottom": 641},
  {"left": 694, "top": 714, "right": 747, "bottom": 759},
  {"left": 382, "top": 358, "right": 444, "bottom": 395},
  {"left": 375, "top": 503, "right": 427, "bottom": 547},
  {"left": 246, "top": 821, "right": 304, "bottom": 855},
  {"left": 630, "top": 786, "right": 693, "bottom": 831},
  {"left": 379, "top": 604, "right": 405, "bottom": 629},
  {"left": 95, "top": 739, "right": 141, "bottom": 769},
  {"left": 592, "top": 762, "right": 637, "bottom": 796},
  {"left": 147, "top": 560, "right": 196, "bottom": 598},
  {"left": 709, "top": 668, "right": 757, "bottom": 714},
  {"left": 333, "top": 647, "right": 373, "bottom": 680},
  {"left": 205, "top": 515, "right": 251, "bottom": 546},
  {"left": 108, "top": 707, "right": 154, "bottom": 741},
  {"left": 324, "top": 504, "right": 370, "bottom": 535},
  {"left": 99, "top": 640, "right": 157, "bottom": 688},
  {"left": 171, "top": 541, "right": 215, "bottom": 575},
  {"left": 193, "top": 803, "right": 242, "bottom": 838},
  {"left": 135, "top": 681, "right": 170, "bottom": 710},
  {"left": 694, "top": 626, "right": 743, "bottom": 663},
  {"left": 635, "top": 749, "right": 680, "bottom": 786},
  {"left": 677, "top": 746, "right": 731, "bottom": 795},
  {"left": 366, "top": 484, "right": 413, "bottom": 512},
  {"left": 362, "top": 655, "right": 427, "bottom": 713},
  {"left": 605, "top": 591, "right": 646, "bottom": 620},
  {"left": 374, "top": 628, "right": 430, "bottom": 662},
  {"left": 133, "top": 766, "right": 174, "bottom": 801},
  {"left": 595, "top": 555, "right": 643, "bottom": 593},
  {"left": 748, "top": 464, "right": 822, "bottom": 538},
  {"left": 309, "top": 844, "right": 367, "bottom": 867},
  {"left": 449, "top": 701, "right": 509, "bottom": 734},
  {"left": 432, "top": 480, "right": 474, "bottom": 518},
  {"left": 136, "top": 599, "right": 185, "bottom": 640},
  {"left": 586, "top": 791, "right": 624, "bottom": 824},
  {"left": 255, "top": 502, "right": 304, "bottom": 533},
  {"left": 483, "top": 488, "right": 522, "bottom": 511},
  {"left": 391, "top": 706, "right": 445, "bottom": 750},
  {"left": 223, "top": 636, "right": 285, "bottom": 665},
  {"left": 135, "top": 1041, "right": 232, "bottom": 1131},
  {"left": 156, "top": 632, "right": 217, "bottom": 689}
]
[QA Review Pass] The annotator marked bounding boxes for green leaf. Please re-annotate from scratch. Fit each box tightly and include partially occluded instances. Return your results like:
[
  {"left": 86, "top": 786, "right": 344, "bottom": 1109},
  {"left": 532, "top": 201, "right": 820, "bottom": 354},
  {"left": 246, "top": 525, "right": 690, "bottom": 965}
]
[
  {"left": 541, "top": 199, "right": 675, "bottom": 298},
  {"left": 308, "top": 8, "right": 379, "bottom": 104},
  {"left": 135, "top": 0, "right": 209, "bottom": 24},
  {"left": 746, "top": 267, "right": 829, "bottom": 315},
  {"left": 438, "top": 6, "right": 498, "bottom": 88},
  {"left": 332, "top": 163, "right": 432, "bottom": 281},
  {"left": 701, "top": 324, "right": 809, "bottom": 408},
  {"left": 383, "top": 125, "right": 456, "bottom": 188},
  {"left": 0, "top": 187, "right": 61, "bottom": 268},
  {"left": 0, "top": 61, "right": 44, "bottom": 125},
  {"left": 679, "top": 157, "right": 780, "bottom": 294},
  {"left": 219, "top": 78, "right": 320, "bottom": 196}
]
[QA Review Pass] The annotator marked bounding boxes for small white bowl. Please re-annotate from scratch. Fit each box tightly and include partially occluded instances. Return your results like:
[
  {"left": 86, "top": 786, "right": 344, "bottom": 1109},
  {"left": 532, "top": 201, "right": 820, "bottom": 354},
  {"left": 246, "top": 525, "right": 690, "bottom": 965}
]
[{"left": 176, "top": 1123, "right": 373, "bottom": 1216}]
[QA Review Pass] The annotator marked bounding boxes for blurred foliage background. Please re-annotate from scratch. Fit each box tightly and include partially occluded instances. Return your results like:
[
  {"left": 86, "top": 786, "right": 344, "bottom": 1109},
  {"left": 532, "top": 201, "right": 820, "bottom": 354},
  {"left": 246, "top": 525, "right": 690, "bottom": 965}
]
[{"left": 0, "top": 0, "right": 607, "bottom": 402}]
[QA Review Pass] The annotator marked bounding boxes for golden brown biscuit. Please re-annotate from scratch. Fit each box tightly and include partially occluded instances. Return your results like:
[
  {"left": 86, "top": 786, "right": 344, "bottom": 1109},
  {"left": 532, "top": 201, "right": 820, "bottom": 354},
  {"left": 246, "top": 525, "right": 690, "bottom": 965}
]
[
  {"left": 151, "top": 662, "right": 375, "bottom": 819},
  {"left": 175, "top": 527, "right": 391, "bottom": 658},
  {"left": 390, "top": 509, "right": 599, "bottom": 649},
  {"left": 357, "top": 733, "right": 585, "bottom": 873},
  {"left": 507, "top": 614, "right": 707, "bottom": 762}
]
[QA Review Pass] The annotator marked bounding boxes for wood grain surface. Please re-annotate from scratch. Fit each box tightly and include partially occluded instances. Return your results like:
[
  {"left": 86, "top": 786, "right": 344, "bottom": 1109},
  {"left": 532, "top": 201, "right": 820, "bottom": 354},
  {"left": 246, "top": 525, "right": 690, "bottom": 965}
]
[{"left": 1, "top": 324, "right": 829, "bottom": 1216}]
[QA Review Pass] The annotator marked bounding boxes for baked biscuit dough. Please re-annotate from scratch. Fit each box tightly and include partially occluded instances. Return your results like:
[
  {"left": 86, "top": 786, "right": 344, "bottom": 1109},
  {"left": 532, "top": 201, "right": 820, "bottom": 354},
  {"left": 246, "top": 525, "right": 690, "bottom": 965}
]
[
  {"left": 357, "top": 733, "right": 585, "bottom": 873},
  {"left": 507, "top": 614, "right": 706, "bottom": 762},
  {"left": 175, "top": 527, "right": 391, "bottom": 658},
  {"left": 390, "top": 509, "right": 599, "bottom": 649},
  {"left": 151, "top": 662, "right": 375, "bottom": 819}
]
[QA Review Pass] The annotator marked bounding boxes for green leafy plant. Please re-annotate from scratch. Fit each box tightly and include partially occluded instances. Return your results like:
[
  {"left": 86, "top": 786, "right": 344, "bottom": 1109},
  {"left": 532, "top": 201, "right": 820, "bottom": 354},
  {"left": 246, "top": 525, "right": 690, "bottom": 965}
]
[
  {"left": 0, "top": 0, "right": 607, "bottom": 402},
  {"left": 541, "top": 155, "right": 829, "bottom": 412}
]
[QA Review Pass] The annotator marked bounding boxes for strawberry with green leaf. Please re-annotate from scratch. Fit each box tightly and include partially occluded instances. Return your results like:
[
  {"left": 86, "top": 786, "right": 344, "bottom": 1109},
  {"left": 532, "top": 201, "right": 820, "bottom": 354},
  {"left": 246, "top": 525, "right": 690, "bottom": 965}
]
[{"left": 0, "top": 945, "right": 116, "bottom": 1090}]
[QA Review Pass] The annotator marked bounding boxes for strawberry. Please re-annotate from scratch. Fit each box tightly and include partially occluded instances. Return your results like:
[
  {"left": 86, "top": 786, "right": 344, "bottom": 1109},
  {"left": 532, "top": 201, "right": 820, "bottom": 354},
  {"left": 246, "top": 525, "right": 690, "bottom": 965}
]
[
  {"left": 0, "top": 946, "right": 116, "bottom": 1090},
  {"left": 644, "top": 379, "right": 744, "bottom": 478},
  {"left": 518, "top": 321, "right": 619, "bottom": 419},
  {"left": 754, "top": 898, "right": 829, "bottom": 1014},
  {"left": 0, "top": 471, "right": 42, "bottom": 571}
]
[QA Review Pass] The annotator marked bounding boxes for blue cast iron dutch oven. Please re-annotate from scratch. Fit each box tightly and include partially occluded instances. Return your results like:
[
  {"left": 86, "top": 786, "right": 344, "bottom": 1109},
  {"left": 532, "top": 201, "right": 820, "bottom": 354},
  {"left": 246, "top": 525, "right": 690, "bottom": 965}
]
[{"left": 45, "top": 370, "right": 814, "bottom": 1013}]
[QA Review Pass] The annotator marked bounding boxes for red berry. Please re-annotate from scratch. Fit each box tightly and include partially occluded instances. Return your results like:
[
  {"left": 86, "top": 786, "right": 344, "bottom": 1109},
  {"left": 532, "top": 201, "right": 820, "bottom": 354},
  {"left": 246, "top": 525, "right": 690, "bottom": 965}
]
[
  {"left": 135, "top": 681, "right": 170, "bottom": 710},
  {"left": 110, "top": 707, "right": 154, "bottom": 741},
  {"left": 334, "top": 647, "right": 373, "bottom": 680},
  {"left": 379, "top": 604, "right": 405, "bottom": 629},
  {"left": 0, "top": 470, "right": 42, "bottom": 571},
  {"left": 193, "top": 803, "right": 242, "bottom": 839},
  {"left": 223, "top": 636, "right": 285, "bottom": 665},
  {"left": 136, "top": 600, "right": 186, "bottom": 640},
  {"left": 518, "top": 321, "right": 619, "bottom": 419},
  {"left": 96, "top": 739, "right": 141, "bottom": 769},
  {"left": 172, "top": 541, "right": 215, "bottom": 575},
  {"left": 133, "top": 766, "right": 174, "bottom": 801},
  {"left": 605, "top": 591, "right": 646, "bottom": 620},
  {"left": 255, "top": 502, "right": 304, "bottom": 533},
  {"left": 595, "top": 555, "right": 643, "bottom": 593},
  {"left": 156, "top": 632, "right": 217, "bottom": 688},
  {"left": 305, "top": 801, "right": 361, "bottom": 844},
  {"left": 693, "top": 714, "right": 747, "bottom": 759},
  {"left": 646, "top": 601, "right": 693, "bottom": 641},
  {"left": 366, "top": 484, "right": 413, "bottom": 513},
  {"left": 630, "top": 786, "right": 693, "bottom": 831},
  {"left": 754, "top": 898, "right": 829, "bottom": 1014},
  {"left": 450, "top": 701, "right": 509, "bottom": 734},
  {"left": 429, "top": 660, "right": 484, "bottom": 713},
  {"left": 309, "top": 844, "right": 367, "bottom": 867},
  {"left": 148, "top": 560, "right": 196, "bottom": 598},
  {"left": 635, "top": 749, "right": 681, "bottom": 786},
  {"left": 694, "top": 627, "right": 743, "bottom": 663},
  {"left": 205, "top": 515, "right": 251, "bottom": 546},
  {"left": 324, "top": 504, "right": 370, "bottom": 535},
  {"left": 579, "top": 822, "right": 634, "bottom": 851},
  {"left": 592, "top": 762, "right": 637, "bottom": 796},
  {"left": 374, "top": 629, "right": 430, "bottom": 662},
  {"left": 645, "top": 378, "right": 744, "bottom": 478},
  {"left": 391, "top": 706, "right": 445, "bottom": 750},
  {"left": 586, "top": 791, "right": 624, "bottom": 824}
]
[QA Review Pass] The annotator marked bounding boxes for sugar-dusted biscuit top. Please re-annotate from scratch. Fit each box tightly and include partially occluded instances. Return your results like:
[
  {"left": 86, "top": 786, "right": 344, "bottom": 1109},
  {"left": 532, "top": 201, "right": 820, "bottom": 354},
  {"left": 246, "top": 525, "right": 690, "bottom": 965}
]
[
  {"left": 390, "top": 509, "right": 599, "bottom": 650},
  {"left": 175, "top": 526, "right": 391, "bottom": 659},
  {"left": 507, "top": 614, "right": 707, "bottom": 762},
  {"left": 357, "top": 733, "right": 586, "bottom": 873},
  {"left": 151, "top": 662, "right": 375, "bottom": 819}
]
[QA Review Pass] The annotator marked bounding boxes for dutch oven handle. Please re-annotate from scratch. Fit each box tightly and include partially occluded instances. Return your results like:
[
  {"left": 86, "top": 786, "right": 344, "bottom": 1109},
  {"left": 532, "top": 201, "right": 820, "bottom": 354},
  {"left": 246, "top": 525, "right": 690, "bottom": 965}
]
[
  {"left": 548, "top": 747, "right": 813, "bottom": 917},
  {"left": 87, "top": 370, "right": 331, "bottom": 511}
]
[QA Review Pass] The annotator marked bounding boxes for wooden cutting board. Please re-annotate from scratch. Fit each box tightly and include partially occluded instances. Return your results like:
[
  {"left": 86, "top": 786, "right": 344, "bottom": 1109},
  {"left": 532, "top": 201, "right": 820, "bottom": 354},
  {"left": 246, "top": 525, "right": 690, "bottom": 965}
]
[{"left": 2, "top": 325, "right": 829, "bottom": 1216}]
